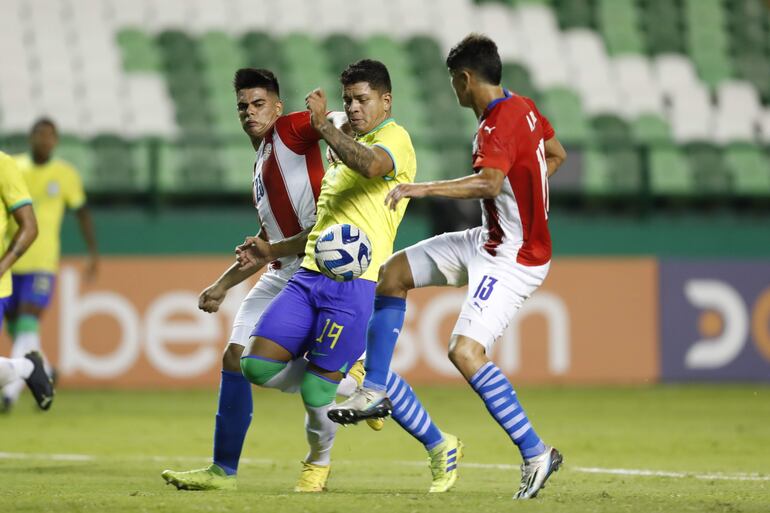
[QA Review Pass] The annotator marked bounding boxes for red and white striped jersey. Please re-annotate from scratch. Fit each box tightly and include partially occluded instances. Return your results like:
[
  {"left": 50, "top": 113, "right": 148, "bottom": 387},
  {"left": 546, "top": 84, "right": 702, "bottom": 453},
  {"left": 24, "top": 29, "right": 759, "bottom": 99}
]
[
  {"left": 252, "top": 111, "right": 324, "bottom": 274},
  {"left": 472, "top": 91, "right": 555, "bottom": 266}
]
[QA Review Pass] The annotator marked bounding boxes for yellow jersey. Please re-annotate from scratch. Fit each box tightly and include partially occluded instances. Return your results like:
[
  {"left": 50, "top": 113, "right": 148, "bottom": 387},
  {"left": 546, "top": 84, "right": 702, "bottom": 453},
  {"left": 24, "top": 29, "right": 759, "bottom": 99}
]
[
  {"left": 0, "top": 152, "right": 33, "bottom": 298},
  {"left": 10, "top": 154, "right": 86, "bottom": 273},
  {"left": 302, "top": 118, "right": 417, "bottom": 282}
]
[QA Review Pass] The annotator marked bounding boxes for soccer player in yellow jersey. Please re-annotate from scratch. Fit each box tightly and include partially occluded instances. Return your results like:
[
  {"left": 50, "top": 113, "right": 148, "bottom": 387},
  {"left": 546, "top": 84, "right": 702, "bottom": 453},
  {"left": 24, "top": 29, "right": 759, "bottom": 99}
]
[
  {"left": 0, "top": 151, "right": 53, "bottom": 410},
  {"left": 236, "top": 60, "right": 460, "bottom": 492},
  {"left": 2, "top": 118, "right": 98, "bottom": 410}
]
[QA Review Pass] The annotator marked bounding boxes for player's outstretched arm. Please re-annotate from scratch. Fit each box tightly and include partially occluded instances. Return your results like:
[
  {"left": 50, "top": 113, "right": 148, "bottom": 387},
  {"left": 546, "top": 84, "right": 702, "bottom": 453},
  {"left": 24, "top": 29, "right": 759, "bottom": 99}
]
[
  {"left": 544, "top": 136, "right": 567, "bottom": 178},
  {"left": 306, "top": 89, "right": 393, "bottom": 178},
  {"left": 235, "top": 227, "right": 312, "bottom": 271},
  {"left": 75, "top": 205, "right": 99, "bottom": 280},
  {"left": 0, "top": 204, "right": 37, "bottom": 277},
  {"left": 384, "top": 168, "right": 506, "bottom": 210}
]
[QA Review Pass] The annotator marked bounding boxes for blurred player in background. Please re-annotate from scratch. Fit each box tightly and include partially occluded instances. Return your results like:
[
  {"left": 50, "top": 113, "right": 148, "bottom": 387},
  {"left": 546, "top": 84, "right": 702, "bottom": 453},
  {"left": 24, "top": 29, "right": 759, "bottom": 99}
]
[
  {"left": 330, "top": 35, "right": 568, "bottom": 499},
  {"left": 164, "top": 68, "right": 388, "bottom": 493},
  {"left": 1, "top": 118, "right": 98, "bottom": 411},
  {"left": 0, "top": 150, "right": 53, "bottom": 410},
  {"left": 235, "top": 59, "right": 462, "bottom": 493}
]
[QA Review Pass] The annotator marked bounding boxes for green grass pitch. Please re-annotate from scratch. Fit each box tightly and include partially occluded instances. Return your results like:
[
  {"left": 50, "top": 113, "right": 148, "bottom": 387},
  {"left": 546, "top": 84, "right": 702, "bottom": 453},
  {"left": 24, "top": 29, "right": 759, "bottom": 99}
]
[{"left": 1, "top": 385, "right": 768, "bottom": 512}]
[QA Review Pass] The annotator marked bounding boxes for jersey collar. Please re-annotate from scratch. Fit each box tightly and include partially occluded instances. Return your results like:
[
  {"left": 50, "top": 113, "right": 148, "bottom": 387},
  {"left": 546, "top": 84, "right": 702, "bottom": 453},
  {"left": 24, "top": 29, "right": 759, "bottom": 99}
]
[
  {"left": 482, "top": 89, "right": 512, "bottom": 120},
  {"left": 356, "top": 117, "right": 394, "bottom": 138}
]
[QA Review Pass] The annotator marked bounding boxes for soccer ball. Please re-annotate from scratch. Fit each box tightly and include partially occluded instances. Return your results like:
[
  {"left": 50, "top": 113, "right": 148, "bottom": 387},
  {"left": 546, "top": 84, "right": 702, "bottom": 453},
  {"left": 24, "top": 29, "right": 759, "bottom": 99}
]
[{"left": 314, "top": 223, "right": 373, "bottom": 282}]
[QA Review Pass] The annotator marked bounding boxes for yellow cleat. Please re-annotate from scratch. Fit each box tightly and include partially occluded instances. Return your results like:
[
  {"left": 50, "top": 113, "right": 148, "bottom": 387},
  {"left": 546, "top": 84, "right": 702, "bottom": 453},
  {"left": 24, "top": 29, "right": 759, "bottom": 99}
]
[
  {"left": 428, "top": 433, "right": 464, "bottom": 493},
  {"left": 347, "top": 360, "right": 385, "bottom": 431},
  {"left": 294, "top": 461, "right": 331, "bottom": 492},
  {"left": 161, "top": 464, "right": 237, "bottom": 491}
]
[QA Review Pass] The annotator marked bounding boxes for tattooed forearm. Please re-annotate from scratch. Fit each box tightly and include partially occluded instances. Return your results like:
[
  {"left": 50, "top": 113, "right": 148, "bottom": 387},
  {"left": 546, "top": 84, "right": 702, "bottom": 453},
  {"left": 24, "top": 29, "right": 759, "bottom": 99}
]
[{"left": 316, "top": 120, "right": 377, "bottom": 177}]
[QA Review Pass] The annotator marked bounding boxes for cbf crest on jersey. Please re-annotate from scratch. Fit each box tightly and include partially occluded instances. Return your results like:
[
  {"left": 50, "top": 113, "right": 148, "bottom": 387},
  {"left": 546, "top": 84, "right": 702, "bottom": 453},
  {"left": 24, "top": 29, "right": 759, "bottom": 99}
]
[{"left": 46, "top": 180, "right": 61, "bottom": 197}]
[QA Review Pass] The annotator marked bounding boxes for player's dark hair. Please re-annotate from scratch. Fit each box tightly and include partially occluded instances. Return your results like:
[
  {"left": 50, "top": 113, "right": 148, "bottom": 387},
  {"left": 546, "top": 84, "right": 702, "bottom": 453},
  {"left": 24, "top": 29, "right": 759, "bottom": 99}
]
[
  {"left": 339, "top": 59, "right": 392, "bottom": 94},
  {"left": 446, "top": 33, "right": 502, "bottom": 85},
  {"left": 31, "top": 117, "right": 57, "bottom": 135},
  {"left": 233, "top": 68, "right": 280, "bottom": 96}
]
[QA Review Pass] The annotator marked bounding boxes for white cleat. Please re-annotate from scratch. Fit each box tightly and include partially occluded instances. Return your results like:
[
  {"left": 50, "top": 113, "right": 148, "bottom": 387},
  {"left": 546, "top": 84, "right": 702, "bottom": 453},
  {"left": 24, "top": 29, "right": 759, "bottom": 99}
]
[
  {"left": 327, "top": 387, "right": 392, "bottom": 425},
  {"left": 514, "top": 446, "right": 563, "bottom": 499}
]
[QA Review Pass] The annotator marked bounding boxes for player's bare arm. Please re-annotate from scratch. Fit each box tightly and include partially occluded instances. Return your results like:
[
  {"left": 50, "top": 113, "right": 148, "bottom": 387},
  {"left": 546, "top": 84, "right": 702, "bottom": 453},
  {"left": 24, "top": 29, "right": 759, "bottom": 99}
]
[
  {"left": 306, "top": 89, "right": 393, "bottom": 178},
  {"left": 0, "top": 204, "right": 38, "bottom": 276},
  {"left": 544, "top": 136, "right": 567, "bottom": 177},
  {"left": 75, "top": 205, "right": 99, "bottom": 280},
  {"left": 198, "top": 226, "right": 269, "bottom": 313},
  {"left": 385, "top": 168, "right": 505, "bottom": 210},
  {"left": 236, "top": 227, "right": 312, "bottom": 271}
]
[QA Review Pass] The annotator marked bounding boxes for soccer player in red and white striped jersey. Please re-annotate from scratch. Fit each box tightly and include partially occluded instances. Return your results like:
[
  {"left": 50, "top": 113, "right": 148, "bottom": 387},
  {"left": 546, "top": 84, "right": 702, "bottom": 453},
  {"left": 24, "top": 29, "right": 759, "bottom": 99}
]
[
  {"left": 161, "top": 68, "right": 357, "bottom": 491},
  {"left": 332, "top": 35, "right": 568, "bottom": 499}
]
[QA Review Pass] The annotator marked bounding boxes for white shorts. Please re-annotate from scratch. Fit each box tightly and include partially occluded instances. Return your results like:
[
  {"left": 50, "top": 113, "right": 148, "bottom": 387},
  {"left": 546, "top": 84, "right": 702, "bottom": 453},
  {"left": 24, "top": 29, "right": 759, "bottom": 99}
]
[
  {"left": 228, "top": 271, "right": 287, "bottom": 347},
  {"left": 405, "top": 227, "right": 549, "bottom": 351}
]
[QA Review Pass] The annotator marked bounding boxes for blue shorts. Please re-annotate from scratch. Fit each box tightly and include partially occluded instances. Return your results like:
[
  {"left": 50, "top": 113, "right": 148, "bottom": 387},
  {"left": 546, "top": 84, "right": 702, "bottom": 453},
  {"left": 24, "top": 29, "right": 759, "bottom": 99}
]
[
  {"left": 0, "top": 296, "right": 8, "bottom": 331},
  {"left": 7, "top": 273, "right": 57, "bottom": 314},
  {"left": 251, "top": 268, "right": 376, "bottom": 374}
]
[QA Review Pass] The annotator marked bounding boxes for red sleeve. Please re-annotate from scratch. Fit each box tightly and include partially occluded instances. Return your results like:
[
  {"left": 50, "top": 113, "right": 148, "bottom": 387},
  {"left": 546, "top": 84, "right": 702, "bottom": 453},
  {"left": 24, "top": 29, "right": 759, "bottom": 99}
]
[
  {"left": 523, "top": 97, "right": 555, "bottom": 140},
  {"left": 274, "top": 111, "right": 321, "bottom": 153},
  {"left": 472, "top": 122, "right": 512, "bottom": 172}
]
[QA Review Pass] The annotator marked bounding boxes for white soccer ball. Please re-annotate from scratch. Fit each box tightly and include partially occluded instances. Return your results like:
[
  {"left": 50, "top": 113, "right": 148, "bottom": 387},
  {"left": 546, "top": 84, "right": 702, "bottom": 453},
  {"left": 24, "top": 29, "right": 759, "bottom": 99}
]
[{"left": 314, "top": 223, "right": 373, "bottom": 282}]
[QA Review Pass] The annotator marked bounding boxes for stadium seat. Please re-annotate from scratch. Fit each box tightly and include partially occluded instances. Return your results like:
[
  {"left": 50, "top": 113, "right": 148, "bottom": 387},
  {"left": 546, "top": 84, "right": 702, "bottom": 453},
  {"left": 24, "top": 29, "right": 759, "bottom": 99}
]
[
  {"left": 541, "top": 88, "right": 591, "bottom": 145},
  {"left": 684, "top": 142, "right": 731, "bottom": 194},
  {"left": 56, "top": 136, "right": 94, "bottom": 183},
  {"left": 591, "top": 115, "right": 633, "bottom": 146},
  {"left": 724, "top": 144, "right": 770, "bottom": 196},
  {"left": 596, "top": 0, "right": 644, "bottom": 55},
  {"left": 117, "top": 29, "right": 162, "bottom": 72},
  {"left": 631, "top": 114, "right": 672, "bottom": 145},
  {"left": 649, "top": 145, "right": 695, "bottom": 196},
  {"left": 221, "top": 142, "right": 257, "bottom": 193},
  {"left": 90, "top": 135, "right": 147, "bottom": 192}
]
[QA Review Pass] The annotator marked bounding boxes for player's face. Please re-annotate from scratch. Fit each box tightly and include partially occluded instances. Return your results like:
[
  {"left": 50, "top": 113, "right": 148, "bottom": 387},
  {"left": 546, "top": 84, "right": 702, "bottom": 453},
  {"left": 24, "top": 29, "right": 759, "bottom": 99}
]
[
  {"left": 342, "top": 82, "right": 391, "bottom": 134},
  {"left": 450, "top": 70, "right": 472, "bottom": 108},
  {"left": 30, "top": 124, "right": 57, "bottom": 160},
  {"left": 237, "top": 87, "right": 283, "bottom": 139}
]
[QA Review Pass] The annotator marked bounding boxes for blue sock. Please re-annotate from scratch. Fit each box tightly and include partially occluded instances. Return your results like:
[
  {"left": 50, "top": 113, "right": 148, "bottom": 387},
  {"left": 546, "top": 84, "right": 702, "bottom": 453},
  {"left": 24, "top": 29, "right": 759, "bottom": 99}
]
[
  {"left": 362, "top": 295, "right": 406, "bottom": 391},
  {"left": 213, "top": 370, "right": 253, "bottom": 475},
  {"left": 470, "top": 362, "right": 546, "bottom": 460},
  {"left": 387, "top": 370, "right": 444, "bottom": 450}
]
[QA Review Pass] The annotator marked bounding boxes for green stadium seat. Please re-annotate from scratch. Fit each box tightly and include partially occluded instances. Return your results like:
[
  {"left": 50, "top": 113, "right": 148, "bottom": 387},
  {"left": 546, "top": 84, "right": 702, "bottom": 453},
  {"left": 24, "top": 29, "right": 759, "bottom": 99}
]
[
  {"left": 649, "top": 145, "right": 694, "bottom": 196},
  {"left": 394, "top": 211, "right": 432, "bottom": 250},
  {"left": 552, "top": 0, "right": 593, "bottom": 29},
  {"left": 631, "top": 114, "right": 672, "bottom": 145},
  {"left": 591, "top": 115, "right": 633, "bottom": 146},
  {"left": 502, "top": 62, "right": 539, "bottom": 101},
  {"left": 158, "top": 141, "right": 225, "bottom": 193},
  {"left": 117, "top": 29, "right": 162, "bottom": 72},
  {"left": 597, "top": 0, "right": 644, "bottom": 55},
  {"left": 199, "top": 31, "right": 244, "bottom": 74},
  {"left": 56, "top": 136, "right": 94, "bottom": 184},
  {"left": 724, "top": 144, "right": 770, "bottom": 196},
  {"left": 323, "top": 34, "right": 366, "bottom": 77},
  {"left": 241, "top": 31, "right": 286, "bottom": 77},
  {"left": 583, "top": 148, "right": 642, "bottom": 195},
  {"left": 641, "top": 0, "right": 684, "bottom": 54},
  {"left": 414, "top": 146, "right": 444, "bottom": 182},
  {"left": 0, "top": 134, "right": 29, "bottom": 155},
  {"left": 582, "top": 149, "right": 612, "bottom": 194},
  {"left": 684, "top": 142, "right": 731, "bottom": 194},
  {"left": 541, "top": 88, "right": 591, "bottom": 145},
  {"left": 90, "top": 135, "right": 145, "bottom": 192},
  {"left": 221, "top": 142, "right": 257, "bottom": 193},
  {"left": 281, "top": 34, "right": 337, "bottom": 111}
]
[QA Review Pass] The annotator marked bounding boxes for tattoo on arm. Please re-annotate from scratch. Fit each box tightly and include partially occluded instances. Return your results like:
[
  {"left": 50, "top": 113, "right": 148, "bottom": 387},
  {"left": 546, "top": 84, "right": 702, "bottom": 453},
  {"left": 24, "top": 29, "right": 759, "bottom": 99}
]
[{"left": 317, "top": 122, "right": 376, "bottom": 175}]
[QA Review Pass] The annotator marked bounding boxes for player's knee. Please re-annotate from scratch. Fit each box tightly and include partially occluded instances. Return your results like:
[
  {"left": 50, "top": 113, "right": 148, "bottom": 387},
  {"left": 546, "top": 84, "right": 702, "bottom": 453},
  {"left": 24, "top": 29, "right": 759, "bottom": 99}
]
[
  {"left": 300, "top": 371, "right": 339, "bottom": 408},
  {"left": 239, "top": 356, "right": 286, "bottom": 387},
  {"left": 222, "top": 344, "right": 244, "bottom": 372},
  {"left": 448, "top": 336, "right": 486, "bottom": 373},
  {"left": 376, "top": 253, "right": 412, "bottom": 296}
]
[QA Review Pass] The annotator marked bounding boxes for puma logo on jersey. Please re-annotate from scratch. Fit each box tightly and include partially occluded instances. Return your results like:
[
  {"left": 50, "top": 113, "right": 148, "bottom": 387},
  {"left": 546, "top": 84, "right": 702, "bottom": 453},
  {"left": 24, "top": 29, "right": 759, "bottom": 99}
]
[{"left": 483, "top": 126, "right": 496, "bottom": 134}]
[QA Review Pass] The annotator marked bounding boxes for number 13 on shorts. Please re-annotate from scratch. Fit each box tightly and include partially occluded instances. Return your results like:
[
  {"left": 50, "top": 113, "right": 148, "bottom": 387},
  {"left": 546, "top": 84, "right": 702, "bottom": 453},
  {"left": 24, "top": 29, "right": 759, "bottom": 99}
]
[{"left": 472, "top": 275, "right": 498, "bottom": 301}]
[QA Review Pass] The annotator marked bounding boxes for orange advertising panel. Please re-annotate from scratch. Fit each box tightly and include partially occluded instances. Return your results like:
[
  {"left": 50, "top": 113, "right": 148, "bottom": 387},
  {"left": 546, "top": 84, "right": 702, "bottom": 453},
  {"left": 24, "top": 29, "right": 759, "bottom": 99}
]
[{"left": 32, "top": 257, "right": 658, "bottom": 388}]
